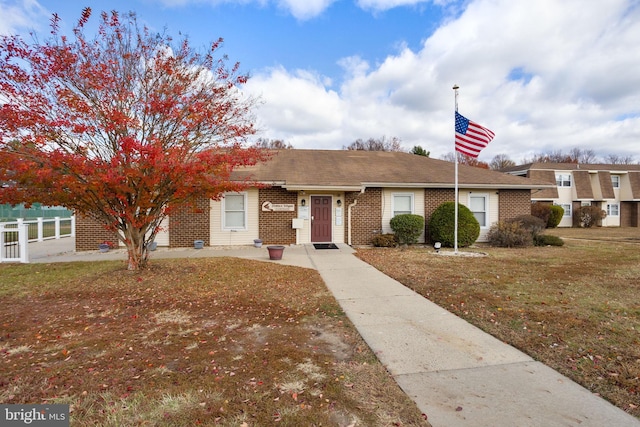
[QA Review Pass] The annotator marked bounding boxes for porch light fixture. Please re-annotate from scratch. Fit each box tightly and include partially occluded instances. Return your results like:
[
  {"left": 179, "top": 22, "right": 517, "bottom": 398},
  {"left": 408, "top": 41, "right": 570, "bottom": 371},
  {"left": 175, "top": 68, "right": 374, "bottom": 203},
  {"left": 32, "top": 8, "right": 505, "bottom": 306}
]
[
  {"left": 434, "top": 242, "right": 441, "bottom": 253},
  {"left": 301, "top": 199, "right": 306, "bottom": 206},
  {"left": 336, "top": 199, "right": 342, "bottom": 207}
]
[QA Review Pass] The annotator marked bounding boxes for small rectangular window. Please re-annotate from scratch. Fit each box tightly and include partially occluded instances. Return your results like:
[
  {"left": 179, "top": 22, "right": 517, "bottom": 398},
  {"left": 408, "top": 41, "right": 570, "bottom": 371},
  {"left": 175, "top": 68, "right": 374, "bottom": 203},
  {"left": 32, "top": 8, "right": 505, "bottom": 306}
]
[
  {"left": 556, "top": 203, "right": 572, "bottom": 217},
  {"left": 555, "top": 174, "right": 571, "bottom": 187},
  {"left": 607, "top": 203, "right": 619, "bottom": 216},
  {"left": 469, "top": 195, "right": 488, "bottom": 227},
  {"left": 611, "top": 175, "right": 620, "bottom": 188},
  {"left": 223, "top": 193, "right": 246, "bottom": 229},
  {"left": 392, "top": 194, "right": 413, "bottom": 216}
]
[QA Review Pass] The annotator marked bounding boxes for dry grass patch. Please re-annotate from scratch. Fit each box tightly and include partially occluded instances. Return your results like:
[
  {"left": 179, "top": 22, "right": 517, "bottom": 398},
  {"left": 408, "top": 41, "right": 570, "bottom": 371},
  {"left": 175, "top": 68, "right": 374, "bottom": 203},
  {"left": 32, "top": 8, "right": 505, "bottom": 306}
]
[
  {"left": 0, "top": 257, "right": 429, "bottom": 426},
  {"left": 356, "top": 228, "right": 640, "bottom": 419}
]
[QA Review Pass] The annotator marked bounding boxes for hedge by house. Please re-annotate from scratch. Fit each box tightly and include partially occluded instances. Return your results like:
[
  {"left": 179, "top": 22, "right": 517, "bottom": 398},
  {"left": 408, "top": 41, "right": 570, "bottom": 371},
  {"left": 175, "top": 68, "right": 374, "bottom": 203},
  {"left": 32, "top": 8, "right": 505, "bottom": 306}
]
[
  {"left": 390, "top": 214, "right": 424, "bottom": 245},
  {"left": 428, "top": 202, "right": 479, "bottom": 247},
  {"left": 548, "top": 205, "right": 564, "bottom": 228}
]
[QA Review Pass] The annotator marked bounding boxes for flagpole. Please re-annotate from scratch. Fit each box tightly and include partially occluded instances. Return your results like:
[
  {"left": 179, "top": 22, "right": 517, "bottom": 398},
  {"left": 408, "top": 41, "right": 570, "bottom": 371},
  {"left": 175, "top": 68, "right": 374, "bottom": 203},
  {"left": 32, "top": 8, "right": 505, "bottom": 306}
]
[{"left": 453, "top": 84, "right": 459, "bottom": 254}]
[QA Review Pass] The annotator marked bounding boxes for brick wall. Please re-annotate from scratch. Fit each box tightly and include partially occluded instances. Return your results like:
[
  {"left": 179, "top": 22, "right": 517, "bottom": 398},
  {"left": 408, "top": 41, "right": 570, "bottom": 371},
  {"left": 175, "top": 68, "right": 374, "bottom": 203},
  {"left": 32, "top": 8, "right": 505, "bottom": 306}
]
[
  {"left": 621, "top": 202, "right": 639, "bottom": 227},
  {"left": 424, "top": 189, "right": 455, "bottom": 243},
  {"left": 169, "top": 197, "right": 210, "bottom": 247},
  {"left": 498, "top": 190, "right": 532, "bottom": 221},
  {"left": 344, "top": 188, "right": 382, "bottom": 245},
  {"left": 259, "top": 187, "right": 297, "bottom": 245},
  {"left": 75, "top": 214, "right": 119, "bottom": 251}
]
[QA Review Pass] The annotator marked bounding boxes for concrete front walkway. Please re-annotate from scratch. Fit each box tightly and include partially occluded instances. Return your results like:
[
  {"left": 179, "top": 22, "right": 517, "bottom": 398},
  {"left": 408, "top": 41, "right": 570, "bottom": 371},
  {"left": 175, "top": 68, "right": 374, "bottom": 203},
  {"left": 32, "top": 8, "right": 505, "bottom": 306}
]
[{"left": 20, "top": 240, "right": 640, "bottom": 426}]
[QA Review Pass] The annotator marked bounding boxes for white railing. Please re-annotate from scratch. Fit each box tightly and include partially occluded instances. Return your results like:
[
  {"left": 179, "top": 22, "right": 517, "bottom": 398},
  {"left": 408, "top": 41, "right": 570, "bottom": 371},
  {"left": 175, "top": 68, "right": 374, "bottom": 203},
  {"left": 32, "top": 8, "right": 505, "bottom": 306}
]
[
  {"left": 0, "top": 216, "right": 75, "bottom": 263},
  {"left": 0, "top": 223, "right": 29, "bottom": 263}
]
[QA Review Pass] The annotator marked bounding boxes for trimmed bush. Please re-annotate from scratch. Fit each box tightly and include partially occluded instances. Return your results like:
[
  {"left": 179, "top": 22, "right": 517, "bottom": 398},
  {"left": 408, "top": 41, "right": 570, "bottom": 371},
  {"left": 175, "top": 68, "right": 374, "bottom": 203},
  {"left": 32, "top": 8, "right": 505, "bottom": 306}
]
[
  {"left": 534, "top": 234, "right": 565, "bottom": 246},
  {"left": 390, "top": 214, "right": 425, "bottom": 245},
  {"left": 576, "top": 206, "right": 606, "bottom": 228},
  {"left": 488, "top": 220, "right": 533, "bottom": 247},
  {"left": 510, "top": 215, "right": 545, "bottom": 237},
  {"left": 428, "top": 202, "right": 480, "bottom": 248},
  {"left": 547, "top": 205, "right": 564, "bottom": 228},
  {"left": 531, "top": 203, "right": 551, "bottom": 225},
  {"left": 371, "top": 233, "right": 398, "bottom": 247}
]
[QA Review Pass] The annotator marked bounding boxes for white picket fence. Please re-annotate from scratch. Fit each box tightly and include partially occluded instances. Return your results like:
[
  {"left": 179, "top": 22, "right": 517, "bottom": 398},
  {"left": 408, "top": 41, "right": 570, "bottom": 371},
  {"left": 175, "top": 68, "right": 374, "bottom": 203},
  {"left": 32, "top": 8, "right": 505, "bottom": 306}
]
[{"left": 0, "top": 216, "right": 75, "bottom": 263}]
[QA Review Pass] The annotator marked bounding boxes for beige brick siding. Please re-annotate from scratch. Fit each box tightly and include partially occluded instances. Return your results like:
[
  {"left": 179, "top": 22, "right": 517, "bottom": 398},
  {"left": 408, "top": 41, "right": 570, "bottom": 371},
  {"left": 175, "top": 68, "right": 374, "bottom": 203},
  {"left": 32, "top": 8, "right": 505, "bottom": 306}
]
[
  {"left": 621, "top": 202, "right": 639, "bottom": 227},
  {"left": 75, "top": 215, "right": 119, "bottom": 251},
  {"left": 498, "top": 190, "right": 532, "bottom": 221},
  {"left": 258, "top": 188, "right": 297, "bottom": 245},
  {"left": 169, "top": 197, "right": 210, "bottom": 248},
  {"left": 344, "top": 188, "right": 382, "bottom": 245}
]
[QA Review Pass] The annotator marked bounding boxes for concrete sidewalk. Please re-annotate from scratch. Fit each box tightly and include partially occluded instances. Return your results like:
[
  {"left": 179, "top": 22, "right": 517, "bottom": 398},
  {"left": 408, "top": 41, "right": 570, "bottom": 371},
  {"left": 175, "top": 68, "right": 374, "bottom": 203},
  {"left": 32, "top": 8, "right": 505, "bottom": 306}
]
[{"left": 22, "top": 240, "right": 640, "bottom": 426}]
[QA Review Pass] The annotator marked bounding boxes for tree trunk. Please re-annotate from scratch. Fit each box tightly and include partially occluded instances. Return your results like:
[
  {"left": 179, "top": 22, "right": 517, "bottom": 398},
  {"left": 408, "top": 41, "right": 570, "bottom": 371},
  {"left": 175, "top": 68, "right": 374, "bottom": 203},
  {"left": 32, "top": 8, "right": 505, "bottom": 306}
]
[{"left": 122, "top": 227, "right": 148, "bottom": 271}]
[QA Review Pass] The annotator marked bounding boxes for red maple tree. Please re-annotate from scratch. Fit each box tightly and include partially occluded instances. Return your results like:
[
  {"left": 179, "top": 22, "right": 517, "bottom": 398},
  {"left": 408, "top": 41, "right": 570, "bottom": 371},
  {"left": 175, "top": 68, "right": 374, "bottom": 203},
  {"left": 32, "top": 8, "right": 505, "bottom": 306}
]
[{"left": 0, "top": 8, "right": 268, "bottom": 270}]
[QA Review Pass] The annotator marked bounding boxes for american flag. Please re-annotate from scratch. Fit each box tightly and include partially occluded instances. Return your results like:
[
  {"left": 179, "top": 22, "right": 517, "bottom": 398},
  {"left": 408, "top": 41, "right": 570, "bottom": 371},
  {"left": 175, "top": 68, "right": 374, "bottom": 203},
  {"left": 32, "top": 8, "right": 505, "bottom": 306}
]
[{"left": 455, "top": 111, "right": 495, "bottom": 158}]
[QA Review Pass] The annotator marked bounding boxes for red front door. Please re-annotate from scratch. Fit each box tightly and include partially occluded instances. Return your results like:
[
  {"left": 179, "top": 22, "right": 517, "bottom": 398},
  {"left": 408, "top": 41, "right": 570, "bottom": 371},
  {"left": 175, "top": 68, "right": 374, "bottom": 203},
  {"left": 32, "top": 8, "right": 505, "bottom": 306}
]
[{"left": 311, "top": 196, "right": 332, "bottom": 242}]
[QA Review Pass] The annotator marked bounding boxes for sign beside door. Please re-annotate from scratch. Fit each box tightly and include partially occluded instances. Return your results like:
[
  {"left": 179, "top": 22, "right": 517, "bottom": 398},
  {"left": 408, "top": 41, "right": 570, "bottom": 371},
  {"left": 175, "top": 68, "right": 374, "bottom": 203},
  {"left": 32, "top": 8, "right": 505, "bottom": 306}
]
[{"left": 261, "top": 201, "right": 295, "bottom": 212}]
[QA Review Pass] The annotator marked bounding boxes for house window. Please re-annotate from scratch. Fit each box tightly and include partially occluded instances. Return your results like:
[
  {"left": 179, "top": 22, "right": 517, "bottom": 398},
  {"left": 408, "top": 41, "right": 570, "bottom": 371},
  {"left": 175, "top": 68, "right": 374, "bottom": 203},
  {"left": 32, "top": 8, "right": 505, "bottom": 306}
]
[
  {"left": 392, "top": 193, "right": 414, "bottom": 216},
  {"left": 555, "top": 174, "right": 571, "bottom": 187},
  {"left": 469, "top": 194, "right": 488, "bottom": 227},
  {"left": 556, "top": 203, "right": 572, "bottom": 217},
  {"left": 611, "top": 175, "right": 620, "bottom": 188},
  {"left": 607, "top": 203, "right": 619, "bottom": 216},
  {"left": 223, "top": 193, "right": 247, "bottom": 229}
]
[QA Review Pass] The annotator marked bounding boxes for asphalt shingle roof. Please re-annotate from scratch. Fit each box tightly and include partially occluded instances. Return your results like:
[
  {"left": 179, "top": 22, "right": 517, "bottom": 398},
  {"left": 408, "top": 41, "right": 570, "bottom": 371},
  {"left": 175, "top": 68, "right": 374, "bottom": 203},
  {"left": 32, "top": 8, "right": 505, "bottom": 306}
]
[{"left": 237, "top": 150, "right": 552, "bottom": 189}]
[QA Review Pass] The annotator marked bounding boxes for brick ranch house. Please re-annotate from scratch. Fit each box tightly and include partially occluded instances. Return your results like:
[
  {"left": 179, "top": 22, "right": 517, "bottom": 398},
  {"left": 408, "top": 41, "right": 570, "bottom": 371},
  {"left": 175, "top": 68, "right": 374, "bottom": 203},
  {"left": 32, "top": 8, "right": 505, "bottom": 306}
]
[{"left": 76, "top": 149, "right": 554, "bottom": 250}]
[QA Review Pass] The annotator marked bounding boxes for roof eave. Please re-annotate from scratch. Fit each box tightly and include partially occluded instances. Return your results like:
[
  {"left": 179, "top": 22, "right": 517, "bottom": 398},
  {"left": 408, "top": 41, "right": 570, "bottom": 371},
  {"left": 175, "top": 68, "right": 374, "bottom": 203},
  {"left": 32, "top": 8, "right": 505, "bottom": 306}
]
[
  {"left": 282, "top": 184, "right": 365, "bottom": 192},
  {"left": 365, "top": 182, "right": 553, "bottom": 190}
]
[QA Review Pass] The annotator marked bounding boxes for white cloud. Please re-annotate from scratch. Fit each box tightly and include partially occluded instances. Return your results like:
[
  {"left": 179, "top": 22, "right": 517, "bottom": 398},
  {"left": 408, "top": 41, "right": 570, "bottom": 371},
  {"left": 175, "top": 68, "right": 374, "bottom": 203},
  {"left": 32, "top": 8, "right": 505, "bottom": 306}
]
[
  {"left": 155, "top": 0, "right": 333, "bottom": 20},
  {"left": 243, "top": 67, "right": 344, "bottom": 143},
  {"left": 247, "top": 0, "right": 640, "bottom": 162},
  {"left": 4, "top": 0, "right": 640, "bottom": 162},
  {"left": 356, "top": 0, "right": 441, "bottom": 12},
  {"left": 0, "top": 0, "right": 48, "bottom": 35},
  {"left": 276, "top": 0, "right": 337, "bottom": 20}
]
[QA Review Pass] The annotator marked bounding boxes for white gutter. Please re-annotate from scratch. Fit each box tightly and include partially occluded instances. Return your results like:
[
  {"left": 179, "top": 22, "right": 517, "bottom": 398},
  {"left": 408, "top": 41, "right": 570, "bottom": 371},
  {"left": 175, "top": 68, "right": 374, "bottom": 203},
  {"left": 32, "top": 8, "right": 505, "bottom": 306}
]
[
  {"left": 347, "top": 188, "right": 366, "bottom": 246},
  {"left": 283, "top": 184, "right": 364, "bottom": 192},
  {"left": 362, "top": 182, "right": 555, "bottom": 189}
]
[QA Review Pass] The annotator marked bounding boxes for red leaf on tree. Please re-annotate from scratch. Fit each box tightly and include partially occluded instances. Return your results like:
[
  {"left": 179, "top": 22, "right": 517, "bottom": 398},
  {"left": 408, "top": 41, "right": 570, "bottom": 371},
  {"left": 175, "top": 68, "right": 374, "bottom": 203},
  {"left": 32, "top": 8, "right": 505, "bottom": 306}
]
[{"left": 0, "top": 8, "right": 269, "bottom": 270}]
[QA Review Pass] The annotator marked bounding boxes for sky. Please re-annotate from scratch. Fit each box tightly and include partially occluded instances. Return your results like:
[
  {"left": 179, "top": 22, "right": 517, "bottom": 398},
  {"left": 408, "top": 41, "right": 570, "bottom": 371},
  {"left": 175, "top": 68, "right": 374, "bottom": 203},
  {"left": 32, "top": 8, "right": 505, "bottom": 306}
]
[{"left": 1, "top": 0, "right": 639, "bottom": 164}]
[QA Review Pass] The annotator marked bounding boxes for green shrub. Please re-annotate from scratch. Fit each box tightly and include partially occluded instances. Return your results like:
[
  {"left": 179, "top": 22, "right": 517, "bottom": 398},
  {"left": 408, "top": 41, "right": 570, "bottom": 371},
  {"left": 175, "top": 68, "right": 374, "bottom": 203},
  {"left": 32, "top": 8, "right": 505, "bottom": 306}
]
[
  {"left": 547, "top": 205, "right": 564, "bottom": 228},
  {"left": 371, "top": 233, "right": 398, "bottom": 247},
  {"left": 531, "top": 203, "right": 551, "bottom": 225},
  {"left": 428, "top": 202, "right": 480, "bottom": 248},
  {"left": 487, "top": 220, "right": 533, "bottom": 247},
  {"left": 534, "top": 234, "right": 565, "bottom": 246},
  {"left": 510, "top": 215, "right": 545, "bottom": 237},
  {"left": 390, "top": 214, "right": 425, "bottom": 245},
  {"left": 576, "top": 206, "right": 606, "bottom": 228}
]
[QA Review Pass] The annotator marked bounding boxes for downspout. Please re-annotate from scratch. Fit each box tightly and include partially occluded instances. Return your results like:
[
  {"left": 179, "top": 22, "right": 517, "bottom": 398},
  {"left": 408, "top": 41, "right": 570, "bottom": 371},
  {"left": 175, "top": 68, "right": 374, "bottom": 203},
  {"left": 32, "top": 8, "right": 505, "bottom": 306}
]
[{"left": 347, "top": 187, "right": 366, "bottom": 246}]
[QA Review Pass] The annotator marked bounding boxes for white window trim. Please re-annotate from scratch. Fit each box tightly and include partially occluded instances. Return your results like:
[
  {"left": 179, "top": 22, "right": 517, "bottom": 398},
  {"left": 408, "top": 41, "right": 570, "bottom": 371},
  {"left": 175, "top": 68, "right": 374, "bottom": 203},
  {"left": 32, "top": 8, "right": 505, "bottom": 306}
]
[
  {"left": 611, "top": 175, "right": 620, "bottom": 189},
  {"left": 468, "top": 193, "right": 489, "bottom": 228},
  {"left": 556, "top": 203, "right": 572, "bottom": 217},
  {"left": 607, "top": 203, "right": 619, "bottom": 217},
  {"left": 556, "top": 173, "right": 572, "bottom": 187},
  {"left": 222, "top": 192, "right": 248, "bottom": 230},
  {"left": 391, "top": 193, "right": 414, "bottom": 216}
]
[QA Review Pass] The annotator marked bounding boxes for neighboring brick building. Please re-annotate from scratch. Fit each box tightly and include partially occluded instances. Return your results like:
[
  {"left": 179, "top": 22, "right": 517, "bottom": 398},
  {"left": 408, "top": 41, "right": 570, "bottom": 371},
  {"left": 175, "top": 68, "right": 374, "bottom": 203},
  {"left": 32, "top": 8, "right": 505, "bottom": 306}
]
[{"left": 75, "top": 149, "right": 553, "bottom": 249}]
